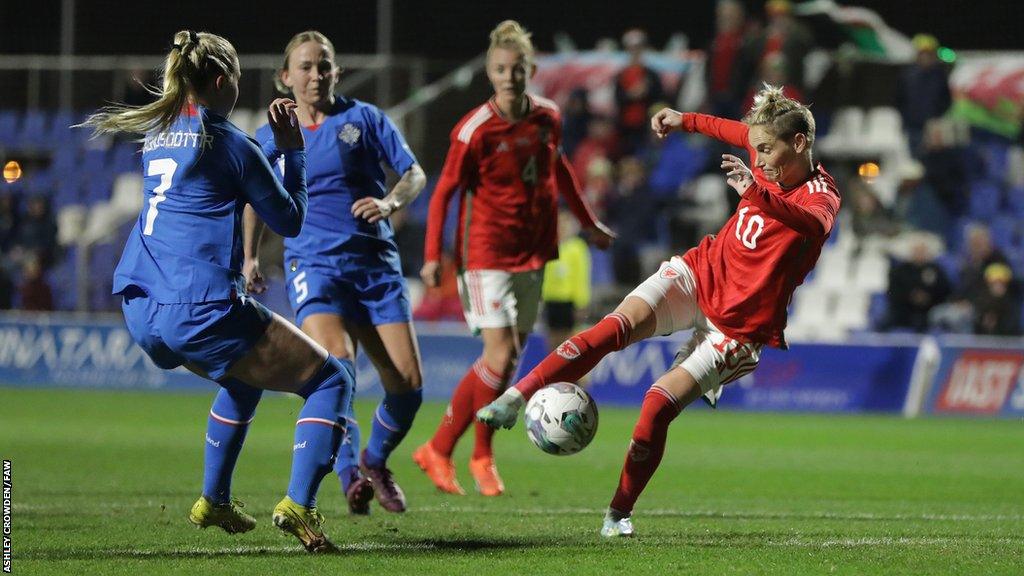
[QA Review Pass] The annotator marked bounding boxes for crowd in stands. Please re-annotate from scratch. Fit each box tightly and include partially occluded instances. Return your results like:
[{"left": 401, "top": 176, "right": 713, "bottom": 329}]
[{"left": 1, "top": 0, "right": 1021, "bottom": 338}]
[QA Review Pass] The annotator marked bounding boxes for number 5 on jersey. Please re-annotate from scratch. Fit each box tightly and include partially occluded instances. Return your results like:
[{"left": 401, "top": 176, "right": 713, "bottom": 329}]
[
  {"left": 292, "top": 271, "right": 309, "bottom": 304},
  {"left": 144, "top": 158, "right": 177, "bottom": 235}
]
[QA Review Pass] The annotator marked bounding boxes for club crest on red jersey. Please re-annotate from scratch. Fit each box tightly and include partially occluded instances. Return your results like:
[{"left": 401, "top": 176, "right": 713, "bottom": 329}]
[{"left": 556, "top": 340, "right": 581, "bottom": 360}]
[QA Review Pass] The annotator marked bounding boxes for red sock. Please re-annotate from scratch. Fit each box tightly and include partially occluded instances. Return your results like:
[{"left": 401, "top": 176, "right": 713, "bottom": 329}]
[
  {"left": 430, "top": 359, "right": 485, "bottom": 458},
  {"left": 515, "top": 313, "right": 632, "bottom": 399},
  {"left": 609, "top": 387, "right": 680, "bottom": 515},
  {"left": 471, "top": 360, "right": 508, "bottom": 460}
]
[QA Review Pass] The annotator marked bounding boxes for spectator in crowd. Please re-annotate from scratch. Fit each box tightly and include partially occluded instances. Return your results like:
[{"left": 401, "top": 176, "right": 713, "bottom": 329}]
[
  {"left": 572, "top": 116, "right": 620, "bottom": 180},
  {"left": 12, "top": 195, "right": 58, "bottom": 267},
  {"left": 740, "top": 52, "right": 805, "bottom": 113},
  {"left": 848, "top": 180, "right": 899, "bottom": 241},
  {"left": 958, "top": 223, "right": 1012, "bottom": 302},
  {"left": 18, "top": 256, "right": 53, "bottom": 311},
  {"left": 581, "top": 155, "right": 615, "bottom": 218},
  {"left": 893, "top": 158, "right": 951, "bottom": 237},
  {"left": 972, "top": 263, "right": 1022, "bottom": 336},
  {"left": 615, "top": 28, "right": 664, "bottom": 154},
  {"left": 542, "top": 211, "right": 592, "bottom": 351},
  {"left": 921, "top": 119, "right": 968, "bottom": 219},
  {"left": 561, "top": 88, "right": 593, "bottom": 158},
  {"left": 0, "top": 193, "right": 17, "bottom": 251},
  {"left": 605, "top": 156, "right": 657, "bottom": 287},
  {"left": 705, "top": 0, "right": 749, "bottom": 119},
  {"left": 734, "top": 0, "right": 813, "bottom": 100},
  {"left": 412, "top": 252, "right": 463, "bottom": 323},
  {"left": 0, "top": 263, "right": 13, "bottom": 310},
  {"left": 898, "top": 34, "right": 952, "bottom": 157},
  {"left": 885, "top": 233, "right": 951, "bottom": 332}
]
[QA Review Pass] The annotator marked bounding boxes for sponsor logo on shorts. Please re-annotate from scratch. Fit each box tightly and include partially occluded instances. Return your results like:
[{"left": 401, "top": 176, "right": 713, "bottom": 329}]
[
  {"left": 660, "top": 267, "right": 679, "bottom": 279},
  {"left": 556, "top": 340, "right": 581, "bottom": 360}
]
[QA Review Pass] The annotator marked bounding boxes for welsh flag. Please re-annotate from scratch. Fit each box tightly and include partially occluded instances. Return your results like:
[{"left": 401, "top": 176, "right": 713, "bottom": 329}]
[
  {"left": 948, "top": 53, "right": 1024, "bottom": 139},
  {"left": 794, "top": 0, "right": 915, "bottom": 61}
]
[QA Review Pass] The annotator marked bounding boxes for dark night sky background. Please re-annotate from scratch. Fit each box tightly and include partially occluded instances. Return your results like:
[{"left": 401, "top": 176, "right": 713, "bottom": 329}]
[{"left": 2, "top": 1, "right": 1023, "bottom": 58}]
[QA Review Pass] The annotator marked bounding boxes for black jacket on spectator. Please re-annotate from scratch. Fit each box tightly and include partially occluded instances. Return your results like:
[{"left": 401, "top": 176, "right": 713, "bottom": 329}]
[{"left": 886, "top": 260, "right": 952, "bottom": 332}]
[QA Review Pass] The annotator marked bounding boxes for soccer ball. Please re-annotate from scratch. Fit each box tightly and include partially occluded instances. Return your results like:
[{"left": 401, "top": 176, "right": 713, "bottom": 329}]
[{"left": 523, "top": 382, "right": 598, "bottom": 456}]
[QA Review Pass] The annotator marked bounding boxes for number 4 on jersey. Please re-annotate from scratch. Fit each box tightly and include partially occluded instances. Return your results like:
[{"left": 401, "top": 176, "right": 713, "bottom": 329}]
[
  {"left": 521, "top": 155, "right": 538, "bottom": 186},
  {"left": 144, "top": 158, "right": 177, "bottom": 235}
]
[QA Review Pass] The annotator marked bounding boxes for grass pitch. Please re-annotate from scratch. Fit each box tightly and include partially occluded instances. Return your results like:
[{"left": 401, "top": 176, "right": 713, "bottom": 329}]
[{"left": 2, "top": 388, "right": 1021, "bottom": 575}]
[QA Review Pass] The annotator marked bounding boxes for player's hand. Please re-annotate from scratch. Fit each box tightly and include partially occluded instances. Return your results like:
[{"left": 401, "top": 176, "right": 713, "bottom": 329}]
[
  {"left": 267, "top": 98, "right": 304, "bottom": 151},
  {"left": 651, "top": 108, "right": 683, "bottom": 139},
  {"left": 242, "top": 257, "right": 267, "bottom": 295},
  {"left": 351, "top": 197, "right": 393, "bottom": 223},
  {"left": 420, "top": 260, "right": 441, "bottom": 288},
  {"left": 721, "top": 154, "right": 754, "bottom": 195},
  {"left": 584, "top": 222, "right": 616, "bottom": 249}
]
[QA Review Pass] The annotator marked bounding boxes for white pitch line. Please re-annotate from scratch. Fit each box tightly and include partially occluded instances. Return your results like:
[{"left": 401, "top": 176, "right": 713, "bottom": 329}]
[
  {"left": 767, "top": 536, "right": 1023, "bottom": 548},
  {"left": 415, "top": 506, "right": 1024, "bottom": 523},
  {"left": 14, "top": 502, "right": 1023, "bottom": 523}
]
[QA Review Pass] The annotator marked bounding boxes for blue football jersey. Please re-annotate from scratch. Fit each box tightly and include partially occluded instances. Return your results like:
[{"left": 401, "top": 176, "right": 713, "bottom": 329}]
[
  {"left": 256, "top": 97, "right": 417, "bottom": 260},
  {"left": 113, "top": 107, "right": 307, "bottom": 303}
]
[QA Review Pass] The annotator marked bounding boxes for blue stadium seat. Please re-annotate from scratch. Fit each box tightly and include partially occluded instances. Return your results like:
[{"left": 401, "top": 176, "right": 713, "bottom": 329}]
[
  {"left": 968, "top": 180, "right": 1003, "bottom": 219},
  {"left": 19, "top": 110, "right": 50, "bottom": 148},
  {"left": 867, "top": 292, "right": 889, "bottom": 330},
  {"left": 1006, "top": 186, "right": 1024, "bottom": 218},
  {"left": 0, "top": 110, "right": 19, "bottom": 145},
  {"left": 589, "top": 246, "right": 614, "bottom": 287},
  {"left": 989, "top": 216, "right": 1021, "bottom": 251}
]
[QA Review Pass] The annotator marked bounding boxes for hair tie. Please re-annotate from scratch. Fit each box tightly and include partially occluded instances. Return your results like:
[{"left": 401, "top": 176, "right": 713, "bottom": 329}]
[{"left": 172, "top": 31, "right": 199, "bottom": 52}]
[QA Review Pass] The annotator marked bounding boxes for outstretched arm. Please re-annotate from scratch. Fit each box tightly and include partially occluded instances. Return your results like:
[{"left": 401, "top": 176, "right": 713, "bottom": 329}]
[{"left": 651, "top": 108, "right": 749, "bottom": 149}]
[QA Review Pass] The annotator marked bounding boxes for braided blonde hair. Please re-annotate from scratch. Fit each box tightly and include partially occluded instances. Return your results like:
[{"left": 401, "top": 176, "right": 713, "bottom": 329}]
[
  {"left": 80, "top": 30, "right": 240, "bottom": 137},
  {"left": 742, "top": 83, "right": 815, "bottom": 145},
  {"left": 488, "top": 20, "right": 535, "bottom": 65}
]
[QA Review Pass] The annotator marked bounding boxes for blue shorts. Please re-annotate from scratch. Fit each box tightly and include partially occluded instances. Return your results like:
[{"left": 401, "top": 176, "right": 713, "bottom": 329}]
[
  {"left": 284, "top": 254, "right": 411, "bottom": 328},
  {"left": 121, "top": 286, "right": 272, "bottom": 381}
]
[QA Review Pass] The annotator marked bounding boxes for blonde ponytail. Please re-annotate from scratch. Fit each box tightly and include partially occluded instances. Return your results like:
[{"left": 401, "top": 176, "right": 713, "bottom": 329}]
[
  {"left": 742, "top": 83, "right": 815, "bottom": 145},
  {"left": 488, "top": 20, "right": 535, "bottom": 64},
  {"left": 80, "top": 30, "right": 240, "bottom": 138}
]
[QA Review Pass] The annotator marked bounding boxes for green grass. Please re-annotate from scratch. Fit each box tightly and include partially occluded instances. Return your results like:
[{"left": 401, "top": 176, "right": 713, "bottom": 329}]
[{"left": 1, "top": 388, "right": 1022, "bottom": 575}]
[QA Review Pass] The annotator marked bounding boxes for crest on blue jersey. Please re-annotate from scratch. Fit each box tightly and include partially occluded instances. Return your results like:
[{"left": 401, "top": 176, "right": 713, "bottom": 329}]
[{"left": 339, "top": 123, "right": 361, "bottom": 146}]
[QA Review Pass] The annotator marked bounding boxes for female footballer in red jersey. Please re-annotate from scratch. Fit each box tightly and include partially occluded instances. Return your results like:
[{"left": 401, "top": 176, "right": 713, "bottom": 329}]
[
  {"left": 414, "top": 20, "right": 614, "bottom": 496},
  {"left": 479, "top": 84, "right": 841, "bottom": 535}
]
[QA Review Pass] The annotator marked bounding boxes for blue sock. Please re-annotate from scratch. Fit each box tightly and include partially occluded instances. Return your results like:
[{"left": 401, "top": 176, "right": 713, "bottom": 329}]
[
  {"left": 203, "top": 379, "right": 263, "bottom": 504},
  {"left": 333, "top": 398, "right": 362, "bottom": 493},
  {"left": 363, "top": 388, "right": 423, "bottom": 468},
  {"left": 286, "top": 356, "right": 355, "bottom": 508}
]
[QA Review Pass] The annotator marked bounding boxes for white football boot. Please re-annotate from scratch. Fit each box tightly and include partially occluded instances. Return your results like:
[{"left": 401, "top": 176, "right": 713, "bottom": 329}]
[{"left": 600, "top": 509, "right": 635, "bottom": 538}]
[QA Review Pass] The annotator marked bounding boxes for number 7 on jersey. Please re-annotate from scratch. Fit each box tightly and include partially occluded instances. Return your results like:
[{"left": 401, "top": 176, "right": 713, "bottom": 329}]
[{"left": 144, "top": 158, "right": 177, "bottom": 235}]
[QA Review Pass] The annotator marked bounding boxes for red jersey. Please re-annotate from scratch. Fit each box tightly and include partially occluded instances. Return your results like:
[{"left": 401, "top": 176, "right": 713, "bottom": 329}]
[
  {"left": 679, "top": 113, "right": 842, "bottom": 348},
  {"left": 425, "top": 95, "right": 598, "bottom": 272}
]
